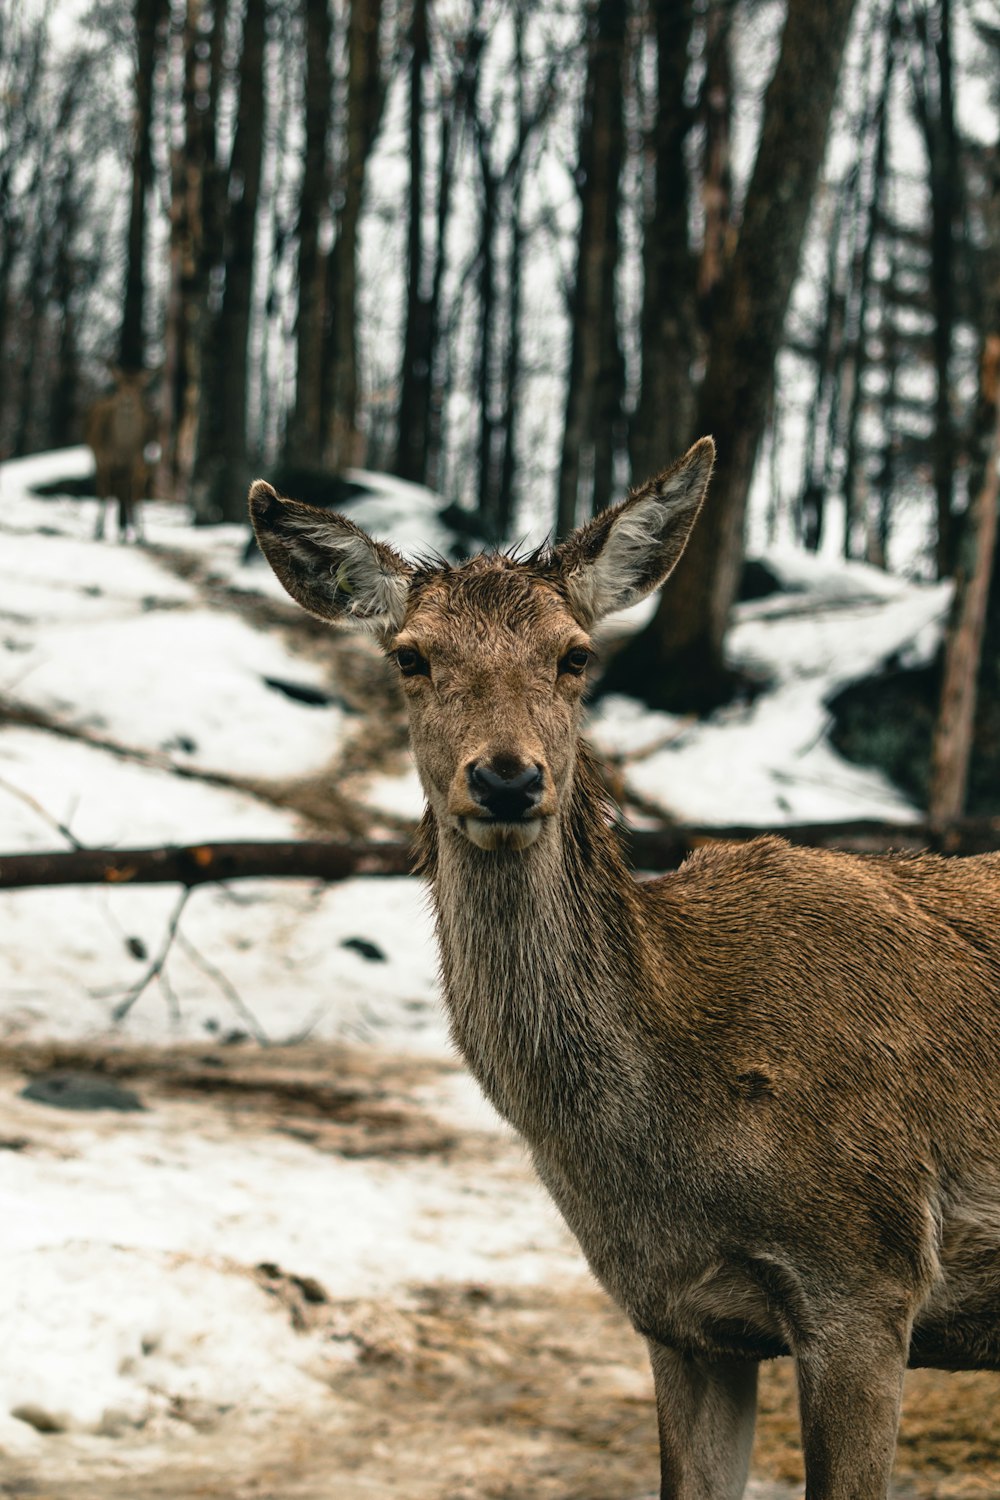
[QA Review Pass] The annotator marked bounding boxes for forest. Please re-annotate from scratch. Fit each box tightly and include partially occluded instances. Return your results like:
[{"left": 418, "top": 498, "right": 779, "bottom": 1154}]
[
  {"left": 4, "top": 4, "right": 1000, "bottom": 1494},
  {"left": 2, "top": 0, "right": 999, "bottom": 819}
]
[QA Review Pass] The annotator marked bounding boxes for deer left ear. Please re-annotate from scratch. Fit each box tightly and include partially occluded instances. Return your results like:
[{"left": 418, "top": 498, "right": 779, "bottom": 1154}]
[
  {"left": 249, "top": 481, "right": 413, "bottom": 635},
  {"left": 553, "top": 437, "right": 715, "bottom": 624}
]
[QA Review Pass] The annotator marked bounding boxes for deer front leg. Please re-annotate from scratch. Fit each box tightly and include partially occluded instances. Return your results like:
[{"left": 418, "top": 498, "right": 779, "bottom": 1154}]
[
  {"left": 648, "top": 1342, "right": 758, "bottom": 1500},
  {"left": 795, "top": 1318, "right": 909, "bottom": 1500}
]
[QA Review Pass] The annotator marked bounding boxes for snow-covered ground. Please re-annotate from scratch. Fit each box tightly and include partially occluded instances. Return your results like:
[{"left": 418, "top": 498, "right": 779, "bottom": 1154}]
[{"left": 0, "top": 448, "right": 956, "bottom": 1493}]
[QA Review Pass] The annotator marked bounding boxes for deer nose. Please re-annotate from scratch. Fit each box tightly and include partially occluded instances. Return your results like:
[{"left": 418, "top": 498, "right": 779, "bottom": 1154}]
[{"left": 467, "top": 760, "right": 545, "bottom": 821}]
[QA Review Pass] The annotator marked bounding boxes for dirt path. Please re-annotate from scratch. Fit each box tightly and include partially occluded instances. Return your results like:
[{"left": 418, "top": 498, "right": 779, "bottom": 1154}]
[{"left": 2, "top": 1042, "right": 997, "bottom": 1499}]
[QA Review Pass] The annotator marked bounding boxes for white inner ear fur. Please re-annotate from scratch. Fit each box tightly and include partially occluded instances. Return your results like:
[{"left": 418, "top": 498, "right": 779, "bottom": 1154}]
[
  {"left": 286, "top": 518, "right": 410, "bottom": 632},
  {"left": 583, "top": 494, "right": 673, "bottom": 616},
  {"left": 566, "top": 482, "right": 700, "bottom": 623}
]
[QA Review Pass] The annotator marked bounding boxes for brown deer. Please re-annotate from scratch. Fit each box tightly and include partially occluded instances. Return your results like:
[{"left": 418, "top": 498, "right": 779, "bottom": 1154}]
[
  {"left": 85, "top": 369, "right": 155, "bottom": 541},
  {"left": 249, "top": 439, "right": 1000, "bottom": 1500}
]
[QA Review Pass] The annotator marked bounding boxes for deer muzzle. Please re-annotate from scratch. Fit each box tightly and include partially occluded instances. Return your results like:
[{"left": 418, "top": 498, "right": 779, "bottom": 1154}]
[{"left": 456, "top": 757, "right": 550, "bottom": 851}]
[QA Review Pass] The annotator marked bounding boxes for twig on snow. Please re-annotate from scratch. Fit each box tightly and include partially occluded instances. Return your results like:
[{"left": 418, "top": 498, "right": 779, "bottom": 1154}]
[{"left": 111, "top": 888, "right": 191, "bottom": 1023}]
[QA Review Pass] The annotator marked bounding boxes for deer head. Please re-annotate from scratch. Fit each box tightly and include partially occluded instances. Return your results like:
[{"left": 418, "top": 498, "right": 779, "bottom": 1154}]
[{"left": 250, "top": 438, "right": 714, "bottom": 852}]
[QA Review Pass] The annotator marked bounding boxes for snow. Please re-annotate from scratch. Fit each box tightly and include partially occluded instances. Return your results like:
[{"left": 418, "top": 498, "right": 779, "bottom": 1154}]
[
  {"left": 0, "top": 447, "right": 952, "bottom": 1479},
  {"left": 589, "top": 546, "right": 951, "bottom": 828}
]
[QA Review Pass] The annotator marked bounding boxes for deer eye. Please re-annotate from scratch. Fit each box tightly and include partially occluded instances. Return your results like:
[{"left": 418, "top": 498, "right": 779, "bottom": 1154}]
[
  {"left": 559, "top": 647, "right": 591, "bottom": 676},
  {"left": 394, "top": 646, "right": 429, "bottom": 678}
]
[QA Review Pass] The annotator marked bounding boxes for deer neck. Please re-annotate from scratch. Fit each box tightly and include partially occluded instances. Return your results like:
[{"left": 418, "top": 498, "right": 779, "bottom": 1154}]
[{"left": 421, "top": 744, "right": 649, "bottom": 1139}]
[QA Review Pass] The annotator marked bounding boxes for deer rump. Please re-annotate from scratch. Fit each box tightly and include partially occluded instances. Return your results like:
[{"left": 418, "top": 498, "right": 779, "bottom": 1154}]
[{"left": 249, "top": 439, "right": 1000, "bottom": 1500}]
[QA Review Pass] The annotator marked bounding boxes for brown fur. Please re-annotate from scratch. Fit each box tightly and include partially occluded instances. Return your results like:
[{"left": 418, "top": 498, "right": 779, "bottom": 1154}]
[
  {"left": 85, "top": 370, "right": 154, "bottom": 541},
  {"left": 249, "top": 440, "right": 1000, "bottom": 1500}
]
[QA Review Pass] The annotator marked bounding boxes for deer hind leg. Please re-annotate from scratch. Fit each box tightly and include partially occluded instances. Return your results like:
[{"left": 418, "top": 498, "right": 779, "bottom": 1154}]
[
  {"left": 795, "top": 1315, "right": 910, "bottom": 1500},
  {"left": 648, "top": 1343, "right": 758, "bottom": 1500}
]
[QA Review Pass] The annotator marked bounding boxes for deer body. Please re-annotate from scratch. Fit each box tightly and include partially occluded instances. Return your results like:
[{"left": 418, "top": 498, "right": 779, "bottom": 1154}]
[
  {"left": 251, "top": 440, "right": 1000, "bottom": 1500},
  {"left": 86, "top": 371, "right": 153, "bottom": 541}
]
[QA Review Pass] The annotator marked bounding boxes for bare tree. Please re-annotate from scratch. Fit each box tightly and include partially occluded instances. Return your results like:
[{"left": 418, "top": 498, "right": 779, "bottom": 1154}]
[
  {"left": 321, "top": 0, "right": 386, "bottom": 470},
  {"left": 120, "top": 0, "right": 168, "bottom": 373},
  {"left": 556, "top": 0, "right": 627, "bottom": 538},
  {"left": 605, "top": 0, "right": 860, "bottom": 712},
  {"left": 285, "top": 0, "right": 333, "bottom": 467},
  {"left": 192, "top": 0, "right": 268, "bottom": 523}
]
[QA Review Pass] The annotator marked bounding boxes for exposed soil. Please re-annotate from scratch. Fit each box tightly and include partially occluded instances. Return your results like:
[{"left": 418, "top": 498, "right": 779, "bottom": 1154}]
[{"left": 2, "top": 1041, "right": 997, "bottom": 1500}]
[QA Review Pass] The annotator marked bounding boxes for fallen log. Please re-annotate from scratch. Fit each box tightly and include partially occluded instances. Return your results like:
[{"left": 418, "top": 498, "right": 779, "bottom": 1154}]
[
  {"left": 2, "top": 816, "right": 1000, "bottom": 892},
  {"left": 0, "top": 839, "right": 413, "bottom": 891}
]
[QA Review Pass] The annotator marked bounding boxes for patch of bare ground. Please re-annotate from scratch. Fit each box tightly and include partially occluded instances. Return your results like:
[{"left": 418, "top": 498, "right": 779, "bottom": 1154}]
[{"left": 0, "top": 1039, "right": 462, "bottom": 1159}]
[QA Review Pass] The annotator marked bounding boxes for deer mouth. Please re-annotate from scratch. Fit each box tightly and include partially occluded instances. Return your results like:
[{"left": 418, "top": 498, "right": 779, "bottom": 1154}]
[{"left": 459, "top": 814, "right": 543, "bottom": 852}]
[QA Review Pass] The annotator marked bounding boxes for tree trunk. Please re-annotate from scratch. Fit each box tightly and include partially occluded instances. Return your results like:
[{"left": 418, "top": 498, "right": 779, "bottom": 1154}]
[
  {"left": 841, "top": 9, "right": 894, "bottom": 558},
  {"left": 394, "top": 0, "right": 432, "bottom": 483},
  {"left": 192, "top": 0, "right": 267, "bottom": 523},
  {"left": 604, "top": 0, "right": 858, "bottom": 712},
  {"left": 556, "top": 0, "right": 627, "bottom": 538},
  {"left": 322, "top": 0, "right": 385, "bottom": 471},
  {"left": 287, "top": 0, "right": 333, "bottom": 467},
  {"left": 920, "top": 0, "right": 960, "bottom": 579},
  {"left": 928, "top": 337, "right": 1000, "bottom": 825},
  {"left": 119, "top": 0, "right": 166, "bottom": 372},
  {"left": 160, "top": 0, "right": 219, "bottom": 501}
]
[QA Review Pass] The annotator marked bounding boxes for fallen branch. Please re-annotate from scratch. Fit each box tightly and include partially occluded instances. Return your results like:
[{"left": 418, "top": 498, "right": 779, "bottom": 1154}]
[
  {"left": 0, "top": 838, "right": 414, "bottom": 890},
  {"left": 3, "top": 816, "right": 1000, "bottom": 893}
]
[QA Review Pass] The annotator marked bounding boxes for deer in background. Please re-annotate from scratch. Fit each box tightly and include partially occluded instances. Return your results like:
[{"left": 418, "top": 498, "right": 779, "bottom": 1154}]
[
  {"left": 85, "top": 369, "right": 156, "bottom": 541},
  {"left": 250, "top": 439, "right": 1000, "bottom": 1500}
]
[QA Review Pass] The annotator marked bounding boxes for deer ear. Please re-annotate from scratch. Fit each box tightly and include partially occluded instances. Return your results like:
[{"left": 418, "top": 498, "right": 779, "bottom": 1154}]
[
  {"left": 553, "top": 437, "right": 714, "bottom": 624},
  {"left": 249, "top": 481, "right": 413, "bottom": 635}
]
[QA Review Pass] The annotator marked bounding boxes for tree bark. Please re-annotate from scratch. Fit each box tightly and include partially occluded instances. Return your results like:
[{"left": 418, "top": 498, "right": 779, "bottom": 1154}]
[
  {"left": 394, "top": 0, "right": 433, "bottom": 483},
  {"left": 556, "top": 0, "right": 627, "bottom": 538},
  {"left": 321, "top": 0, "right": 385, "bottom": 471},
  {"left": 120, "top": 0, "right": 166, "bottom": 372},
  {"left": 919, "top": 0, "right": 960, "bottom": 579},
  {"left": 192, "top": 0, "right": 267, "bottom": 522},
  {"left": 287, "top": 0, "right": 333, "bottom": 467},
  {"left": 928, "top": 339, "right": 1000, "bottom": 825},
  {"left": 161, "top": 0, "right": 220, "bottom": 501},
  {"left": 604, "top": 0, "right": 859, "bottom": 712},
  {"left": 629, "top": 0, "right": 701, "bottom": 483}
]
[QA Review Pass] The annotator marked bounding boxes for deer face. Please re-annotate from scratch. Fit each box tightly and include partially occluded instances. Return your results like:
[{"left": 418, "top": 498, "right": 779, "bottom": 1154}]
[
  {"left": 387, "top": 563, "right": 594, "bottom": 850},
  {"left": 250, "top": 438, "right": 714, "bottom": 854}
]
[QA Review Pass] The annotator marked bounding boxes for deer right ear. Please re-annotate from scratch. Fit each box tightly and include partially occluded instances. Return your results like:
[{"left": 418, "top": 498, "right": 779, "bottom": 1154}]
[
  {"left": 552, "top": 437, "right": 714, "bottom": 624},
  {"left": 248, "top": 481, "right": 413, "bottom": 635}
]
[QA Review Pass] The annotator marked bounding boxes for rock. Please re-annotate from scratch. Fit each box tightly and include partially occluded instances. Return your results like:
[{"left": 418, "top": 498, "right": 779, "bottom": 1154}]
[
  {"left": 20, "top": 1071, "right": 146, "bottom": 1113},
  {"left": 11, "top": 1402, "right": 69, "bottom": 1434}
]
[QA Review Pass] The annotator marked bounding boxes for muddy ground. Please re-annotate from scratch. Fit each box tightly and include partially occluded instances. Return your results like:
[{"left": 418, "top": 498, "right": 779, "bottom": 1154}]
[{"left": 1, "top": 1042, "right": 997, "bottom": 1500}]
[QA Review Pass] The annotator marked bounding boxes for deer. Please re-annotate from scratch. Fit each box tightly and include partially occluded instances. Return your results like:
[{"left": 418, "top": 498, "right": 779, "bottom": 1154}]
[
  {"left": 85, "top": 369, "right": 155, "bottom": 541},
  {"left": 249, "top": 437, "right": 1000, "bottom": 1500}
]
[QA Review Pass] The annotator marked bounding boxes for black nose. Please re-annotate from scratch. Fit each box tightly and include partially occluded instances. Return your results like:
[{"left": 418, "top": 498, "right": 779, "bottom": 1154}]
[{"left": 467, "top": 760, "right": 544, "bottom": 821}]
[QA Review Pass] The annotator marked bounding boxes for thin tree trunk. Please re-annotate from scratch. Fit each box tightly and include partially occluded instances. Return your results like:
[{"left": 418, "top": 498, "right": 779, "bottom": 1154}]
[
  {"left": 321, "top": 0, "right": 385, "bottom": 471},
  {"left": 928, "top": 337, "right": 1000, "bottom": 825},
  {"left": 922, "top": 0, "right": 960, "bottom": 578},
  {"left": 497, "top": 143, "right": 526, "bottom": 540},
  {"left": 556, "top": 0, "right": 627, "bottom": 538},
  {"left": 161, "top": 0, "right": 215, "bottom": 500},
  {"left": 49, "top": 177, "right": 80, "bottom": 447},
  {"left": 842, "top": 9, "right": 894, "bottom": 558},
  {"left": 604, "top": 0, "right": 858, "bottom": 712},
  {"left": 696, "top": 0, "right": 733, "bottom": 328},
  {"left": 192, "top": 0, "right": 267, "bottom": 522},
  {"left": 629, "top": 0, "right": 701, "bottom": 486},
  {"left": 287, "top": 0, "right": 333, "bottom": 466},
  {"left": 120, "top": 0, "right": 166, "bottom": 372},
  {"left": 394, "top": 0, "right": 432, "bottom": 483}
]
